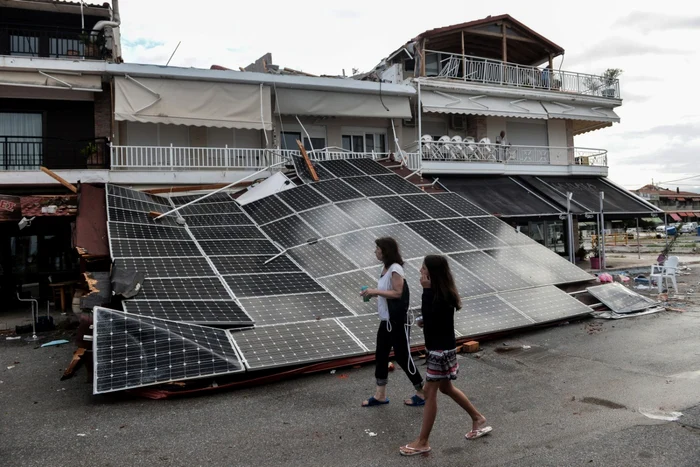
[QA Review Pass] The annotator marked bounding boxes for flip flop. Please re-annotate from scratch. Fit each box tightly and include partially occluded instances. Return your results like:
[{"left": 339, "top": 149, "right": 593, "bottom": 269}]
[
  {"left": 362, "top": 396, "right": 389, "bottom": 407},
  {"left": 465, "top": 426, "right": 493, "bottom": 440},
  {"left": 404, "top": 394, "right": 425, "bottom": 407},
  {"left": 399, "top": 445, "right": 432, "bottom": 456}
]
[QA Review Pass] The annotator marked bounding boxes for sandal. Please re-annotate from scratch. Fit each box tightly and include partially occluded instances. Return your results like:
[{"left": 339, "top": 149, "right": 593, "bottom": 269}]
[
  {"left": 362, "top": 396, "right": 389, "bottom": 407},
  {"left": 404, "top": 394, "right": 425, "bottom": 407}
]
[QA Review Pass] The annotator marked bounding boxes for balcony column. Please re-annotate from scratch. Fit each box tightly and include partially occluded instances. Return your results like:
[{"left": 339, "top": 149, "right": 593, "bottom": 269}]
[
  {"left": 419, "top": 39, "right": 426, "bottom": 77},
  {"left": 501, "top": 23, "right": 507, "bottom": 62}
]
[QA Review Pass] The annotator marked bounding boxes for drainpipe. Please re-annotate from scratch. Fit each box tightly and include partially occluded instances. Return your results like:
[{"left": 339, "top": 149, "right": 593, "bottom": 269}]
[{"left": 91, "top": 0, "right": 122, "bottom": 61}]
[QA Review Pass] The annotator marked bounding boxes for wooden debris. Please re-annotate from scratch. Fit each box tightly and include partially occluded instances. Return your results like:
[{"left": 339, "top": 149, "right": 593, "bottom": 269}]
[
  {"left": 61, "top": 348, "right": 86, "bottom": 380},
  {"left": 462, "top": 341, "right": 480, "bottom": 353},
  {"left": 297, "top": 140, "right": 319, "bottom": 181},
  {"left": 40, "top": 166, "right": 78, "bottom": 193}
]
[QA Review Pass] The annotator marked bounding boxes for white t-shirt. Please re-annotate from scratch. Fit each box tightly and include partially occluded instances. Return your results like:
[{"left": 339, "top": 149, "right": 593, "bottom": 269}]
[{"left": 376, "top": 263, "right": 405, "bottom": 321}]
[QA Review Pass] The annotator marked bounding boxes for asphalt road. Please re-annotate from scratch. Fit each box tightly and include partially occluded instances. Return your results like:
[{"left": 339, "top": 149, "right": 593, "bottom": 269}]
[{"left": 2, "top": 307, "right": 700, "bottom": 467}]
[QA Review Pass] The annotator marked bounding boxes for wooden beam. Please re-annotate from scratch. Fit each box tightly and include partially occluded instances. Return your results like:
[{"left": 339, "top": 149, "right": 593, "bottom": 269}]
[
  {"left": 502, "top": 23, "right": 507, "bottom": 63},
  {"left": 461, "top": 28, "right": 540, "bottom": 44},
  {"left": 420, "top": 39, "right": 427, "bottom": 77},
  {"left": 143, "top": 182, "right": 257, "bottom": 194},
  {"left": 297, "top": 140, "right": 319, "bottom": 182},
  {"left": 40, "top": 166, "right": 78, "bottom": 193}
]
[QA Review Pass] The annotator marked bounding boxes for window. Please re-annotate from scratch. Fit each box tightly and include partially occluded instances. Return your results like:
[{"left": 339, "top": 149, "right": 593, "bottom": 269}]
[
  {"left": 126, "top": 122, "right": 190, "bottom": 147},
  {"left": 505, "top": 121, "right": 548, "bottom": 147},
  {"left": 340, "top": 129, "right": 387, "bottom": 153},
  {"left": 0, "top": 113, "right": 42, "bottom": 170},
  {"left": 281, "top": 131, "right": 326, "bottom": 152},
  {"left": 50, "top": 38, "right": 84, "bottom": 58}
]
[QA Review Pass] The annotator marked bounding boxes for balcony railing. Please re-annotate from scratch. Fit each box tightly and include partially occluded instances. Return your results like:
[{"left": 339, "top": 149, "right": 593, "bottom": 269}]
[
  {"left": 0, "top": 23, "right": 107, "bottom": 60},
  {"left": 425, "top": 51, "right": 621, "bottom": 99},
  {"left": 419, "top": 140, "right": 607, "bottom": 167},
  {"left": 0, "top": 136, "right": 109, "bottom": 170}
]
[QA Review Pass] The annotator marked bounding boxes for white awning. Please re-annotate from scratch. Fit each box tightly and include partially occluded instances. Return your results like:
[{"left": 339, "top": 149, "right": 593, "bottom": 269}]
[
  {"left": 540, "top": 101, "right": 620, "bottom": 123},
  {"left": 0, "top": 70, "right": 102, "bottom": 91},
  {"left": 275, "top": 88, "right": 412, "bottom": 118},
  {"left": 421, "top": 91, "right": 548, "bottom": 119},
  {"left": 114, "top": 76, "right": 272, "bottom": 130}
]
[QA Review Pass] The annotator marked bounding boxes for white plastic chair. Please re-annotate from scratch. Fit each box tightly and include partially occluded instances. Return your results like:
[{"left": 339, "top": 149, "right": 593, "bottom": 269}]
[
  {"left": 449, "top": 136, "right": 465, "bottom": 159},
  {"left": 437, "top": 135, "right": 451, "bottom": 159},
  {"left": 477, "top": 137, "right": 495, "bottom": 161},
  {"left": 420, "top": 135, "right": 435, "bottom": 159},
  {"left": 650, "top": 256, "right": 679, "bottom": 293}
]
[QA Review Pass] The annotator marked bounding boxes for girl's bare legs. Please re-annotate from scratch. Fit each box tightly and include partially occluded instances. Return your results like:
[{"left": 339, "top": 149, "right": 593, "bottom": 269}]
[
  {"left": 439, "top": 379, "right": 487, "bottom": 431},
  {"left": 400, "top": 381, "right": 439, "bottom": 452}
]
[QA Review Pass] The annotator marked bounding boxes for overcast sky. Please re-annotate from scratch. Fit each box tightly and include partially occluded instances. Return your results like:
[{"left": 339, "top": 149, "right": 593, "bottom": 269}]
[{"left": 117, "top": 0, "right": 699, "bottom": 191}]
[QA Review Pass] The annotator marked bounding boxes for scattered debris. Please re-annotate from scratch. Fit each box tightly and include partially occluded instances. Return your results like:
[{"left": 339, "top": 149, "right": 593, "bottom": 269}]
[
  {"left": 368, "top": 432, "right": 377, "bottom": 437},
  {"left": 337, "top": 374, "right": 349, "bottom": 379},
  {"left": 5, "top": 336, "right": 20, "bottom": 341},
  {"left": 41, "top": 339, "right": 70, "bottom": 348},
  {"left": 463, "top": 341, "right": 480, "bottom": 353},
  {"left": 77, "top": 433, "right": 86, "bottom": 437},
  {"left": 330, "top": 370, "right": 336, "bottom": 374},
  {"left": 522, "top": 345, "right": 532, "bottom": 350},
  {"left": 639, "top": 409, "right": 683, "bottom": 421},
  {"left": 6, "top": 365, "right": 14, "bottom": 370}
]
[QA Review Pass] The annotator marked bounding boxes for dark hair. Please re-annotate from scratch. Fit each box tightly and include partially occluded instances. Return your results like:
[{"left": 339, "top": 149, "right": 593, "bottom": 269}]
[
  {"left": 375, "top": 237, "right": 404, "bottom": 268},
  {"left": 423, "top": 255, "right": 461, "bottom": 310}
]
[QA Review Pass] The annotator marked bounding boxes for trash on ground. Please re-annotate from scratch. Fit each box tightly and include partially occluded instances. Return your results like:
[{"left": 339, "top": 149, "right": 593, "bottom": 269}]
[
  {"left": 5, "top": 336, "right": 21, "bottom": 340},
  {"left": 330, "top": 369, "right": 336, "bottom": 374},
  {"left": 593, "top": 306, "right": 665, "bottom": 320},
  {"left": 634, "top": 285, "right": 650, "bottom": 290},
  {"left": 522, "top": 345, "right": 531, "bottom": 350},
  {"left": 77, "top": 433, "right": 87, "bottom": 437},
  {"left": 639, "top": 409, "right": 683, "bottom": 421},
  {"left": 368, "top": 432, "right": 377, "bottom": 437},
  {"left": 41, "top": 339, "right": 70, "bottom": 347},
  {"left": 6, "top": 365, "right": 15, "bottom": 370}
]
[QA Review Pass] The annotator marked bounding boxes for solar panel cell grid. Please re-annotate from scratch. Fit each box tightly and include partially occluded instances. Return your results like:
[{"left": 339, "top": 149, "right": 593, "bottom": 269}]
[
  {"left": 318, "top": 159, "right": 365, "bottom": 178},
  {"left": 198, "top": 240, "right": 280, "bottom": 256},
  {"left": 430, "top": 192, "right": 488, "bottom": 217},
  {"left": 450, "top": 251, "right": 532, "bottom": 292},
  {"left": 189, "top": 226, "right": 266, "bottom": 241},
  {"left": 275, "top": 184, "right": 330, "bottom": 212},
  {"left": 288, "top": 241, "right": 357, "bottom": 278},
  {"left": 371, "top": 196, "right": 430, "bottom": 222},
  {"left": 261, "top": 215, "right": 320, "bottom": 249},
  {"left": 298, "top": 205, "right": 361, "bottom": 238},
  {"left": 122, "top": 300, "right": 252, "bottom": 325},
  {"left": 135, "top": 278, "right": 232, "bottom": 301},
  {"left": 242, "top": 196, "right": 295, "bottom": 225},
  {"left": 238, "top": 293, "right": 352, "bottom": 325},
  {"left": 343, "top": 176, "right": 395, "bottom": 197},
  {"left": 224, "top": 273, "right": 324, "bottom": 297},
  {"left": 111, "top": 239, "right": 201, "bottom": 258},
  {"left": 373, "top": 174, "right": 424, "bottom": 194},
  {"left": 441, "top": 218, "right": 507, "bottom": 249},
  {"left": 311, "top": 179, "right": 364, "bottom": 202},
  {"left": 114, "top": 257, "right": 216, "bottom": 278},
  {"left": 212, "top": 255, "right": 299, "bottom": 275},
  {"left": 454, "top": 295, "right": 532, "bottom": 337},
  {"left": 318, "top": 270, "right": 378, "bottom": 315},
  {"left": 108, "top": 222, "right": 190, "bottom": 241},
  {"left": 335, "top": 199, "right": 398, "bottom": 228},
  {"left": 499, "top": 286, "right": 592, "bottom": 323},
  {"left": 183, "top": 214, "right": 253, "bottom": 227},
  {"left": 403, "top": 194, "right": 461, "bottom": 219}
]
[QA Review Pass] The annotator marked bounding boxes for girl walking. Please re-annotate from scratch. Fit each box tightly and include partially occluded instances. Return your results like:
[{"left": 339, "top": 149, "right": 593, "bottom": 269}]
[
  {"left": 399, "top": 255, "right": 492, "bottom": 456},
  {"left": 360, "top": 237, "right": 425, "bottom": 408}
]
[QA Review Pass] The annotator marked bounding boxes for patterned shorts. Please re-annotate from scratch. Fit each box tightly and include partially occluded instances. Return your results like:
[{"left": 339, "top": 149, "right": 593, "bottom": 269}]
[{"left": 426, "top": 349, "right": 459, "bottom": 382}]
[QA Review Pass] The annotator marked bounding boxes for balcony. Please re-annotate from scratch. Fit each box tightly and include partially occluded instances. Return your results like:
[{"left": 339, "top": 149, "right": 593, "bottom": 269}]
[
  {"left": 424, "top": 51, "right": 621, "bottom": 100},
  {"left": 0, "top": 24, "right": 108, "bottom": 60},
  {"left": 0, "top": 136, "right": 109, "bottom": 170}
]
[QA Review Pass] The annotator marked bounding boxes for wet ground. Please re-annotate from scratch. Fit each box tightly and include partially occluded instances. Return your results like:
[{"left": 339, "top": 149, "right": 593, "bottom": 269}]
[{"left": 1, "top": 265, "right": 700, "bottom": 466}]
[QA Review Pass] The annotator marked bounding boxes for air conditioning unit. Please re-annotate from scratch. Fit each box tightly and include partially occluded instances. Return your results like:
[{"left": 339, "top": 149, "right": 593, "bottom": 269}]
[
  {"left": 450, "top": 114, "right": 466, "bottom": 131},
  {"left": 403, "top": 117, "right": 416, "bottom": 127}
]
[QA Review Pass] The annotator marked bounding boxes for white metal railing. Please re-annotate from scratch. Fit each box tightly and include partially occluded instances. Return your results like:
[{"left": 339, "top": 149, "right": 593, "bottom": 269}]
[
  {"left": 419, "top": 140, "right": 608, "bottom": 166},
  {"left": 110, "top": 145, "right": 392, "bottom": 170},
  {"left": 425, "top": 51, "right": 621, "bottom": 99}
]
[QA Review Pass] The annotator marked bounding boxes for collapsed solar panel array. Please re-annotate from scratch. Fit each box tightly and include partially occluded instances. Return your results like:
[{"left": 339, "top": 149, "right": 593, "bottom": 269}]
[{"left": 98, "top": 158, "right": 594, "bottom": 394}]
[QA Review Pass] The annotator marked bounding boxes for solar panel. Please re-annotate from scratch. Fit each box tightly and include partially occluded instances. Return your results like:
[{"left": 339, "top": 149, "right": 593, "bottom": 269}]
[
  {"left": 275, "top": 184, "right": 330, "bottom": 212},
  {"left": 135, "top": 278, "right": 232, "bottom": 300},
  {"left": 406, "top": 257, "right": 495, "bottom": 299},
  {"left": 343, "top": 176, "right": 395, "bottom": 197},
  {"left": 183, "top": 213, "right": 253, "bottom": 227},
  {"left": 261, "top": 215, "right": 319, "bottom": 249},
  {"left": 327, "top": 230, "right": 380, "bottom": 268},
  {"left": 346, "top": 158, "right": 393, "bottom": 175},
  {"left": 430, "top": 192, "right": 488, "bottom": 217},
  {"left": 450, "top": 251, "right": 532, "bottom": 291},
  {"left": 586, "top": 283, "right": 659, "bottom": 314},
  {"left": 298, "top": 205, "right": 361, "bottom": 238},
  {"left": 223, "top": 273, "right": 324, "bottom": 297},
  {"left": 198, "top": 239, "right": 280, "bottom": 256},
  {"left": 107, "top": 186, "right": 169, "bottom": 205},
  {"left": 454, "top": 295, "right": 532, "bottom": 337},
  {"left": 189, "top": 225, "right": 266, "bottom": 241},
  {"left": 335, "top": 199, "right": 398, "bottom": 228},
  {"left": 311, "top": 178, "right": 364, "bottom": 202},
  {"left": 370, "top": 196, "right": 430, "bottom": 222},
  {"left": 114, "top": 257, "right": 216, "bottom": 278},
  {"left": 111, "top": 239, "right": 201, "bottom": 258},
  {"left": 230, "top": 319, "right": 365, "bottom": 370},
  {"left": 470, "top": 217, "right": 533, "bottom": 246},
  {"left": 518, "top": 246, "right": 594, "bottom": 284},
  {"left": 169, "top": 193, "right": 234, "bottom": 205},
  {"left": 211, "top": 255, "right": 299, "bottom": 275},
  {"left": 122, "top": 300, "right": 252, "bottom": 325},
  {"left": 486, "top": 248, "right": 558, "bottom": 286},
  {"left": 108, "top": 207, "right": 180, "bottom": 227},
  {"left": 499, "top": 286, "right": 592, "bottom": 323},
  {"left": 290, "top": 155, "right": 335, "bottom": 183},
  {"left": 242, "top": 196, "right": 295, "bottom": 225},
  {"left": 368, "top": 224, "right": 440, "bottom": 260},
  {"left": 93, "top": 307, "right": 243, "bottom": 394},
  {"left": 318, "top": 270, "right": 378, "bottom": 315},
  {"left": 373, "top": 174, "right": 424, "bottom": 194},
  {"left": 237, "top": 293, "right": 353, "bottom": 325},
  {"left": 339, "top": 314, "right": 425, "bottom": 350},
  {"left": 441, "top": 218, "right": 508, "bottom": 249},
  {"left": 178, "top": 203, "right": 242, "bottom": 215},
  {"left": 108, "top": 196, "right": 168, "bottom": 214},
  {"left": 403, "top": 194, "right": 461, "bottom": 219},
  {"left": 405, "top": 220, "right": 476, "bottom": 253},
  {"left": 108, "top": 222, "right": 191, "bottom": 241},
  {"left": 318, "top": 159, "right": 365, "bottom": 178},
  {"left": 288, "top": 241, "right": 358, "bottom": 278}
]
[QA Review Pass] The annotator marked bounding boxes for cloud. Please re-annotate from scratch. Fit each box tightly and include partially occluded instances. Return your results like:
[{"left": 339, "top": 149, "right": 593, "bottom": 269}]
[
  {"left": 623, "top": 122, "right": 700, "bottom": 141},
  {"left": 614, "top": 12, "right": 700, "bottom": 32},
  {"left": 330, "top": 9, "right": 363, "bottom": 19},
  {"left": 572, "top": 37, "right": 689, "bottom": 63},
  {"left": 122, "top": 38, "right": 164, "bottom": 49}
]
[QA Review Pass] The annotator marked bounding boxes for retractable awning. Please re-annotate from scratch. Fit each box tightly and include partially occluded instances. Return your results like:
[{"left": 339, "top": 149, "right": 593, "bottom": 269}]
[
  {"left": 670, "top": 213, "right": 682, "bottom": 222},
  {"left": 421, "top": 90, "right": 547, "bottom": 119},
  {"left": 0, "top": 70, "right": 102, "bottom": 91},
  {"left": 274, "top": 88, "right": 412, "bottom": 118},
  {"left": 114, "top": 76, "right": 272, "bottom": 130}
]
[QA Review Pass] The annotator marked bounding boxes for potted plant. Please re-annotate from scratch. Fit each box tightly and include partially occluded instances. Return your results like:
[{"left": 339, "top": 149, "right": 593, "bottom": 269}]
[
  {"left": 79, "top": 31, "right": 106, "bottom": 59},
  {"left": 601, "top": 68, "right": 622, "bottom": 98},
  {"left": 589, "top": 240, "right": 601, "bottom": 269},
  {"left": 81, "top": 142, "right": 99, "bottom": 168}
]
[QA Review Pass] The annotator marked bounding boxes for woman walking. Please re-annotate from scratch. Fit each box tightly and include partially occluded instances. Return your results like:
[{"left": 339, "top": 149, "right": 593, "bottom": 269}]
[
  {"left": 360, "top": 237, "right": 425, "bottom": 408},
  {"left": 399, "top": 255, "right": 492, "bottom": 456}
]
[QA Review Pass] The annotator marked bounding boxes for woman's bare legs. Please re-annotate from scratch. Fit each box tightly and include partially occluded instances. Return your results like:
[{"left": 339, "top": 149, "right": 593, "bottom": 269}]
[
  {"left": 400, "top": 381, "right": 439, "bottom": 452},
  {"left": 439, "top": 379, "right": 487, "bottom": 431}
]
